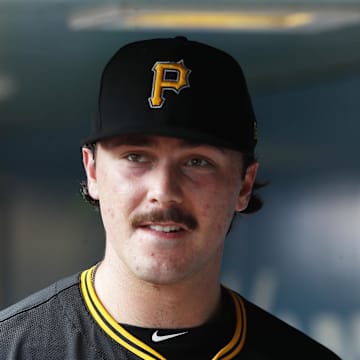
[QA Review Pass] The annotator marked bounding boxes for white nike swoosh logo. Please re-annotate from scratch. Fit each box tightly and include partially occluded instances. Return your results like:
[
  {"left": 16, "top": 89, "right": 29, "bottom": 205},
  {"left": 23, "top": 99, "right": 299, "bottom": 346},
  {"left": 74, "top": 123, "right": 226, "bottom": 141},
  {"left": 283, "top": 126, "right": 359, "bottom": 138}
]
[{"left": 151, "top": 330, "right": 188, "bottom": 342}]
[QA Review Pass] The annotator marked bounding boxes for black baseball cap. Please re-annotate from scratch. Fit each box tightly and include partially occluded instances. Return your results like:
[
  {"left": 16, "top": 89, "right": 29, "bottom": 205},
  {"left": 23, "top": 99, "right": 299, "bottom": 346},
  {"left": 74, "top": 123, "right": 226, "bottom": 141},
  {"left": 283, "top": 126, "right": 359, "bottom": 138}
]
[{"left": 83, "top": 36, "right": 258, "bottom": 152}]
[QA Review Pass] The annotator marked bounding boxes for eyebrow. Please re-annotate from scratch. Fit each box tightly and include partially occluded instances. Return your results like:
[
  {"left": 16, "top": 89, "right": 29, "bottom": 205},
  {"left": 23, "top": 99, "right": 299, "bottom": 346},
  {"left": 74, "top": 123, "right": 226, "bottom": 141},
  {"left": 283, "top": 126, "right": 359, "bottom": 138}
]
[{"left": 106, "top": 135, "right": 227, "bottom": 153}]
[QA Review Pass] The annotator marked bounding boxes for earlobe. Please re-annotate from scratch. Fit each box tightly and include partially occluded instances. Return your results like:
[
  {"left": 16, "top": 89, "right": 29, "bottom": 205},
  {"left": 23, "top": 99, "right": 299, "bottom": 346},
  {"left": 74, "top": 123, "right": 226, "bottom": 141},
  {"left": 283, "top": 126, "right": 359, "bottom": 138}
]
[
  {"left": 235, "top": 162, "right": 259, "bottom": 212},
  {"left": 82, "top": 147, "right": 99, "bottom": 200}
]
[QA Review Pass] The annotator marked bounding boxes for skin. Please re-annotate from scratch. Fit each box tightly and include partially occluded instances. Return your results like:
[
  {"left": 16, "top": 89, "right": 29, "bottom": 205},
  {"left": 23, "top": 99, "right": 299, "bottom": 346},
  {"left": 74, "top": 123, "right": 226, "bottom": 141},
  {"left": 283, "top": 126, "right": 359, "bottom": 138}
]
[{"left": 82, "top": 135, "right": 258, "bottom": 328}]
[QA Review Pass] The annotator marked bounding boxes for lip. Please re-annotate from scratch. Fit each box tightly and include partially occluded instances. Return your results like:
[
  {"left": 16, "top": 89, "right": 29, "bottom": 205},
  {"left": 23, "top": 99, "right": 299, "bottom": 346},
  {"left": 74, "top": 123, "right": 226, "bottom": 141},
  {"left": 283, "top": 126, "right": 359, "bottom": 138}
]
[
  {"left": 139, "top": 221, "right": 190, "bottom": 232},
  {"left": 136, "top": 222, "right": 191, "bottom": 240}
]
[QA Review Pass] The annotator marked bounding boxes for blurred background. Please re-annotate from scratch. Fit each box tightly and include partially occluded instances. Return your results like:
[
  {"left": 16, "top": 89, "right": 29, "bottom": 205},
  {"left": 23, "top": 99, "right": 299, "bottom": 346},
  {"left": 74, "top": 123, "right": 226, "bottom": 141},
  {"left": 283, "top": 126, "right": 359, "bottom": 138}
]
[{"left": 1, "top": 0, "right": 359, "bottom": 358}]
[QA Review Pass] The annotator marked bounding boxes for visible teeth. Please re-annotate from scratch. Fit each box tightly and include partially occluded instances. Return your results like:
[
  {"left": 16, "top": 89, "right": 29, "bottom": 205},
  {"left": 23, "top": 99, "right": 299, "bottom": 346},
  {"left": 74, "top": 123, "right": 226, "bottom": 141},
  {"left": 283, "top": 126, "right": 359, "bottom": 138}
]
[{"left": 149, "top": 225, "right": 182, "bottom": 233}]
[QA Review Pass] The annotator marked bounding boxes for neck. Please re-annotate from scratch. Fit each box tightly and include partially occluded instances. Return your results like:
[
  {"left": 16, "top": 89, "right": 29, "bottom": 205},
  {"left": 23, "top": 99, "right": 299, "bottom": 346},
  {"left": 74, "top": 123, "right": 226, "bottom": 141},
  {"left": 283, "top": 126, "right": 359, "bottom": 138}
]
[{"left": 93, "top": 258, "right": 222, "bottom": 329}]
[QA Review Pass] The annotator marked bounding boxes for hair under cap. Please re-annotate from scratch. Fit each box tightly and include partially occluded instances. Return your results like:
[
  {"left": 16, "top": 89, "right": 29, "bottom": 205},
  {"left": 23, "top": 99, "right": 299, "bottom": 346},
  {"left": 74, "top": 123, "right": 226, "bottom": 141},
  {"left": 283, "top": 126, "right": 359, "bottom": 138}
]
[{"left": 83, "top": 36, "right": 258, "bottom": 151}]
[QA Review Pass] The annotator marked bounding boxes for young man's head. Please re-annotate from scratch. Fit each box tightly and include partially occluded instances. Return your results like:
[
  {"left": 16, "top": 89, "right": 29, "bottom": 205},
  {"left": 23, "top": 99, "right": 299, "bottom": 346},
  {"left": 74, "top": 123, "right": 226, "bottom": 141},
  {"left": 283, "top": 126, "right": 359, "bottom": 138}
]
[
  {"left": 82, "top": 36, "right": 261, "bottom": 211},
  {"left": 82, "top": 37, "right": 261, "bottom": 284}
]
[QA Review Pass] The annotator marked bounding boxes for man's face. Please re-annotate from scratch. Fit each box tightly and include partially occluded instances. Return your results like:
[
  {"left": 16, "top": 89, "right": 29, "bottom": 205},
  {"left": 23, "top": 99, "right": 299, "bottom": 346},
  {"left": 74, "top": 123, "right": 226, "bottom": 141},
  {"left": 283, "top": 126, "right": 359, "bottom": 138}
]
[{"left": 83, "top": 135, "right": 258, "bottom": 286}]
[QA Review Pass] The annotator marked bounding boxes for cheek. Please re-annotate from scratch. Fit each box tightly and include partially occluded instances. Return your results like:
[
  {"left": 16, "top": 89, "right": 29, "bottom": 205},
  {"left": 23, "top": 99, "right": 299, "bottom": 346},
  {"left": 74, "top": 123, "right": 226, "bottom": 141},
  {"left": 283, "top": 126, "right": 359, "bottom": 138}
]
[
  {"left": 97, "top": 168, "right": 143, "bottom": 219},
  {"left": 102, "top": 206, "right": 116, "bottom": 220},
  {"left": 197, "top": 191, "right": 237, "bottom": 232},
  {"left": 187, "top": 169, "right": 242, "bottom": 234},
  {"left": 98, "top": 163, "right": 136, "bottom": 198}
]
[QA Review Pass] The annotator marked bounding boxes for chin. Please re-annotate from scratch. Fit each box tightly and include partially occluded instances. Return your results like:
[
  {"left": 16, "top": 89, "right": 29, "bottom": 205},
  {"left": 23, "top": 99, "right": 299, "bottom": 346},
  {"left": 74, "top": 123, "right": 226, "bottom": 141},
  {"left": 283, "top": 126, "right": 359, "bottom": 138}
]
[{"left": 132, "top": 260, "right": 191, "bottom": 286}]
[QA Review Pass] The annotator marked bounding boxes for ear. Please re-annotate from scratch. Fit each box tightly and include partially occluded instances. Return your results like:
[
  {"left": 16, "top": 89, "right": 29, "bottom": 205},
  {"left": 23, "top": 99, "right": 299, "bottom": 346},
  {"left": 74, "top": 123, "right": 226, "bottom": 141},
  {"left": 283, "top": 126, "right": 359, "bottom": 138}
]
[
  {"left": 82, "top": 146, "right": 99, "bottom": 200},
  {"left": 235, "top": 162, "right": 259, "bottom": 212}
]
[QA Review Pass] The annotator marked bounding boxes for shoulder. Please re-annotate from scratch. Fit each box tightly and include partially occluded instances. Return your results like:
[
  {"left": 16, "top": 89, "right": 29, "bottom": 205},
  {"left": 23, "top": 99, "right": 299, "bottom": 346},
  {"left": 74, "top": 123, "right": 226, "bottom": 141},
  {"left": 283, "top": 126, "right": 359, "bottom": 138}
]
[
  {"left": 0, "top": 273, "right": 84, "bottom": 359},
  {"left": 232, "top": 292, "right": 341, "bottom": 359},
  {"left": 0, "top": 271, "right": 126, "bottom": 360},
  {"left": 0, "top": 273, "right": 80, "bottom": 324}
]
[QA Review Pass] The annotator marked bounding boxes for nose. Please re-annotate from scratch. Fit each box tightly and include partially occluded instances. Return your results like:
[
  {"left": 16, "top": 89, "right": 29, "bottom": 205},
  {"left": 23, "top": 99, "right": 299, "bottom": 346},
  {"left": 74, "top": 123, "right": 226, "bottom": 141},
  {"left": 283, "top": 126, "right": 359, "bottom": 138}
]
[{"left": 146, "top": 161, "right": 183, "bottom": 206}]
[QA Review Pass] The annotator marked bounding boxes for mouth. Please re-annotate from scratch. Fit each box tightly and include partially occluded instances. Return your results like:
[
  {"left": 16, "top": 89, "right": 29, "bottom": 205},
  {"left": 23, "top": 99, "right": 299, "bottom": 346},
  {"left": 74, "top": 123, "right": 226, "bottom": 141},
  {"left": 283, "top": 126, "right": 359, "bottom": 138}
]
[
  {"left": 149, "top": 225, "right": 183, "bottom": 233},
  {"left": 141, "top": 223, "right": 187, "bottom": 234}
]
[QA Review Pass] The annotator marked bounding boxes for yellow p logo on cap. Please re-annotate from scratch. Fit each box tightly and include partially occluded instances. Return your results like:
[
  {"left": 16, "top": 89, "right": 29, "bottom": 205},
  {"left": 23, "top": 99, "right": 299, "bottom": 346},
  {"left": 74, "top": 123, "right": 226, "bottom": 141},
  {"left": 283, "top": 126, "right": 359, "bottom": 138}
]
[{"left": 148, "top": 60, "right": 191, "bottom": 109}]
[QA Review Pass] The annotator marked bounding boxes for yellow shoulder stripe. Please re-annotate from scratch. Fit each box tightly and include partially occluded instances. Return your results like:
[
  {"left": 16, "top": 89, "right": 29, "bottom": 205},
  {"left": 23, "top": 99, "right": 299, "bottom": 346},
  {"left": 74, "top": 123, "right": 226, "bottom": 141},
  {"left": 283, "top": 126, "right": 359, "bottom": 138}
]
[
  {"left": 213, "top": 289, "right": 247, "bottom": 359},
  {"left": 80, "top": 267, "right": 166, "bottom": 360}
]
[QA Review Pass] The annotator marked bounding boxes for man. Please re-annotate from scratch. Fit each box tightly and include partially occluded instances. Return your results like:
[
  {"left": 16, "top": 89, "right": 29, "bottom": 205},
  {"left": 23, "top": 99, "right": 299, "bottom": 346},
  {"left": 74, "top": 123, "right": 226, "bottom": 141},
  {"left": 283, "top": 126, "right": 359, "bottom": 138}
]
[{"left": 0, "top": 37, "right": 339, "bottom": 359}]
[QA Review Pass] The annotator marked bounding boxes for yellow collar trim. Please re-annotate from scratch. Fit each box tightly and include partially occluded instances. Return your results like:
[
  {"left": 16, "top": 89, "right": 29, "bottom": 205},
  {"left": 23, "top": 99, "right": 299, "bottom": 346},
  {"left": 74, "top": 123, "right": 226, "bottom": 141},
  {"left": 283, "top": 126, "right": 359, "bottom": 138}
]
[{"left": 80, "top": 266, "right": 247, "bottom": 360}]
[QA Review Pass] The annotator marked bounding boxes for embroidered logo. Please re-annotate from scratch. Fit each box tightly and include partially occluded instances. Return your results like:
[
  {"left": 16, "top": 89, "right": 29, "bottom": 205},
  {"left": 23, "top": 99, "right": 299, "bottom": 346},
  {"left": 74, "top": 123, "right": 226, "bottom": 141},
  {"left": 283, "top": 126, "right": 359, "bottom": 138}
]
[
  {"left": 148, "top": 60, "right": 191, "bottom": 109},
  {"left": 151, "top": 330, "right": 188, "bottom": 342}
]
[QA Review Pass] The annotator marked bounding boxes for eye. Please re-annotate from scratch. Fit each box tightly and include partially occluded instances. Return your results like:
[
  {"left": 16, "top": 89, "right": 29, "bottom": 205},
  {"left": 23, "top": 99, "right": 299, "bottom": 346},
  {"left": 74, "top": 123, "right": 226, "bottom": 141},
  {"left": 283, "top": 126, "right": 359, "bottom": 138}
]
[
  {"left": 126, "top": 153, "right": 149, "bottom": 163},
  {"left": 185, "top": 157, "right": 211, "bottom": 167}
]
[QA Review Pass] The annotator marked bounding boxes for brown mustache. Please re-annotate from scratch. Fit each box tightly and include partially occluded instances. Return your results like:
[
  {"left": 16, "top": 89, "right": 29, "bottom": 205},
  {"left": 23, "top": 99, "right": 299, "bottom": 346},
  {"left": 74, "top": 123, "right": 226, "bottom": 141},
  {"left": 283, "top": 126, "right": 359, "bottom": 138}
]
[{"left": 131, "top": 207, "right": 198, "bottom": 231}]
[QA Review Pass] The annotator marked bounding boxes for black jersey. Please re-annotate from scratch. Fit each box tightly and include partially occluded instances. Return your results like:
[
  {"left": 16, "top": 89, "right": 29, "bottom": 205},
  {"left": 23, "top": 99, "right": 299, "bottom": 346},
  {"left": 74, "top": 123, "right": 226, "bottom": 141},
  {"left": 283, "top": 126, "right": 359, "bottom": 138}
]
[{"left": 0, "top": 266, "right": 340, "bottom": 359}]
